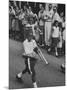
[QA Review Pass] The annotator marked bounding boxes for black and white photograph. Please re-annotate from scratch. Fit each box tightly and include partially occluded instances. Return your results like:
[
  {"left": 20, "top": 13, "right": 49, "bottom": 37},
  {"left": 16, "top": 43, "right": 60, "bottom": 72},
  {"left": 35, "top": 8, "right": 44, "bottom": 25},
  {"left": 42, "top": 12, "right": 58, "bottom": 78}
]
[{"left": 9, "top": 0, "right": 65, "bottom": 89}]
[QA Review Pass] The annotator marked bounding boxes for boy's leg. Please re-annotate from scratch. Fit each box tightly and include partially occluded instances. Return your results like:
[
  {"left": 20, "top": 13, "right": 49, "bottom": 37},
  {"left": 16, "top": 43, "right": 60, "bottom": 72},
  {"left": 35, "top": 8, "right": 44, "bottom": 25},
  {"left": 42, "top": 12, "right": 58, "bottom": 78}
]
[
  {"left": 30, "top": 58, "right": 37, "bottom": 88},
  {"left": 22, "top": 58, "right": 30, "bottom": 74},
  {"left": 16, "top": 58, "right": 30, "bottom": 79},
  {"left": 16, "top": 57, "right": 37, "bottom": 87}
]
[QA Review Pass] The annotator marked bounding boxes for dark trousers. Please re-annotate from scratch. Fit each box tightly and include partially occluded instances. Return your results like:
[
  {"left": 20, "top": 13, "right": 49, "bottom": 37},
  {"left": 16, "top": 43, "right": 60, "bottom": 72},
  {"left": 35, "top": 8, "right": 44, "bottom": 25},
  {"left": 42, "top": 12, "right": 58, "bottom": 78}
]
[
  {"left": 22, "top": 57, "right": 37, "bottom": 83},
  {"left": 19, "top": 20, "right": 24, "bottom": 42},
  {"left": 39, "top": 26, "right": 44, "bottom": 45}
]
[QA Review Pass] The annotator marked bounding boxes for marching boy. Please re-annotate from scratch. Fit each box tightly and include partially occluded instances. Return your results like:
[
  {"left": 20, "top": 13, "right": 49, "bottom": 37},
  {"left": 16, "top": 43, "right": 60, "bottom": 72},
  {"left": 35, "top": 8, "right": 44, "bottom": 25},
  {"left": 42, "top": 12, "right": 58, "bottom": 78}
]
[{"left": 16, "top": 32, "right": 39, "bottom": 88}]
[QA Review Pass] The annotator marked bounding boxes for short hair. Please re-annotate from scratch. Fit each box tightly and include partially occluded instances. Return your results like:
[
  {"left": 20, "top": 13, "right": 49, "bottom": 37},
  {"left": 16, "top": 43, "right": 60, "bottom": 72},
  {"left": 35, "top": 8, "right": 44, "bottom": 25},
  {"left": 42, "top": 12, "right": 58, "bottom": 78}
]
[{"left": 53, "top": 20, "right": 58, "bottom": 26}]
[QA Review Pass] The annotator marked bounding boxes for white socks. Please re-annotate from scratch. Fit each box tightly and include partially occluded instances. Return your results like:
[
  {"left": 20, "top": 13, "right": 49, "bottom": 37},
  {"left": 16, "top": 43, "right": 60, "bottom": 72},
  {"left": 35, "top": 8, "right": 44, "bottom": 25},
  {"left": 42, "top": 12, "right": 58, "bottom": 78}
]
[
  {"left": 33, "top": 82, "right": 37, "bottom": 88},
  {"left": 17, "top": 72, "right": 22, "bottom": 78}
]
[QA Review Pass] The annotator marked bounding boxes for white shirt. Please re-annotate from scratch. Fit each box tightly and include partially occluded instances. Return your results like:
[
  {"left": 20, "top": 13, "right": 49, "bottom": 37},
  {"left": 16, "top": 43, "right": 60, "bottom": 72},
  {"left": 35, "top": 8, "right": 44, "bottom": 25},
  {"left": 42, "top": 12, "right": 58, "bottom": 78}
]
[
  {"left": 43, "top": 9, "right": 54, "bottom": 22},
  {"left": 52, "top": 26, "right": 60, "bottom": 38},
  {"left": 23, "top": 39, "right": 37, "bottom": 54},
  {"left": 52, "top": 12, "right": 60, "bottom": 23},
  {"left": 48, "top": 9, "right": 54, "bottom": 21},
  {"left": 43, "top": 10, "right": 48, "bottom": 20}
]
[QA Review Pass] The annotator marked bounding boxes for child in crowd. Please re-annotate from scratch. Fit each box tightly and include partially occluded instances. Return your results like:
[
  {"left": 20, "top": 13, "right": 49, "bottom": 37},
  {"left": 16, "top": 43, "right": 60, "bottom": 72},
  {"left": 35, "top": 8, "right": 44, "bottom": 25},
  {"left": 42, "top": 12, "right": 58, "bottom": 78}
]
[{"left": 48, "top": 20, "right": 61, "bottom": 57}]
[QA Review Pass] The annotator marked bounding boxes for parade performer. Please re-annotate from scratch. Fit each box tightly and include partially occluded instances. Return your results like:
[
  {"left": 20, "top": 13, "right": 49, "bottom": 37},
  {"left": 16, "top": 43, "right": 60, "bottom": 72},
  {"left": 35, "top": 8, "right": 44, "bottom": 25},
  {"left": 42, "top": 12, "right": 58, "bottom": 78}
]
[
  {"left": 16, "top": 32, "right": 39, "bottom": 88},
  {"left": 16, "top": 31, "right": 48, "bottom": 88}
]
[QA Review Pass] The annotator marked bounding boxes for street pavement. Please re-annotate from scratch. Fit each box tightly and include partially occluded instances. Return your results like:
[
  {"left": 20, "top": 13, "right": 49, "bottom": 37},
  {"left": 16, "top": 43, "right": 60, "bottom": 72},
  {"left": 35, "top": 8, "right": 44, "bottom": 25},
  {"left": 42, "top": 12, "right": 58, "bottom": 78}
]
[{"left": 9, "top": 39, "right": 65, "bottom": 89}]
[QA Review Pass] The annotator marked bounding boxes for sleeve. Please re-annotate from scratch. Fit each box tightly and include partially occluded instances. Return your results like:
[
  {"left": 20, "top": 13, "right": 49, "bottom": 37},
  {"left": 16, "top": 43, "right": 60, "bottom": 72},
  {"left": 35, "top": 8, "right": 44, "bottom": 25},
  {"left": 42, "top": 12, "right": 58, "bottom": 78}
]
[{"left": 33, "top": 40, "right": 37, "bottom": 48}]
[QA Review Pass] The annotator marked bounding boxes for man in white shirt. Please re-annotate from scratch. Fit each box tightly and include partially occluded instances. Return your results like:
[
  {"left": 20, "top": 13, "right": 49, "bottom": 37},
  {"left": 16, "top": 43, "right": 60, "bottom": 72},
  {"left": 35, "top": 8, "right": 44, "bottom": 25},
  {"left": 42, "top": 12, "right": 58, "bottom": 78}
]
[
  {"left": 43, "top": 4, "right": 54, "bottom": 47},
  {"left": 16, "top": 32, "right": 39, "bottom": 88}
]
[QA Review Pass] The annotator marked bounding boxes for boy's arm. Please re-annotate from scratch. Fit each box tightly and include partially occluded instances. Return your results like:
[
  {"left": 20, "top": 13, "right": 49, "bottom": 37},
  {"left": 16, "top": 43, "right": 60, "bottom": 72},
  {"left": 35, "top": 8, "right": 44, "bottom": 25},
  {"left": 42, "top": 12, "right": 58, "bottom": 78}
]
[
  {"left": 32, "top": 40, "right": 38, "bottom": 53},
  {"left": 33, "top": 40, "right": 41, "bottom": 54}
]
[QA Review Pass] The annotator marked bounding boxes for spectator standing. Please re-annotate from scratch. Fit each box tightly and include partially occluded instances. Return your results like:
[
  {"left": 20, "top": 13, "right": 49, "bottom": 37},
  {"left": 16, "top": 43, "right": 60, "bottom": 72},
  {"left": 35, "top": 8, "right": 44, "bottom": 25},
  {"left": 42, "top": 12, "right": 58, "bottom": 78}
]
[{"left": 48, "top": 20, "right": 61, "bottom": 57}]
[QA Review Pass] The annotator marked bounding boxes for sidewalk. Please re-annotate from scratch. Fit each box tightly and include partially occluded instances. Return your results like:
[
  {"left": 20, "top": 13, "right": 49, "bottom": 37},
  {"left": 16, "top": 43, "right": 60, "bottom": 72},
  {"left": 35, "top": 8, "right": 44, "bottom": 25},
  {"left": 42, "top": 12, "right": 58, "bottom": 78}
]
[{"left": 9, "top": 39, "right": 65, "bottom": 89}]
